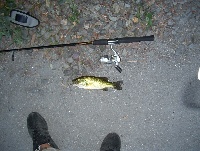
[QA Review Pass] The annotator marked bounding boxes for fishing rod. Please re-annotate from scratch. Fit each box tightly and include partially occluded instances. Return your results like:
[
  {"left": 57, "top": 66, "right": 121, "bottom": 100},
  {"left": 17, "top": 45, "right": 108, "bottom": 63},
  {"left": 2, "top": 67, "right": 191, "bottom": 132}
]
[{"left": 0, "top": 35, "right": 154, "bottom": 72}]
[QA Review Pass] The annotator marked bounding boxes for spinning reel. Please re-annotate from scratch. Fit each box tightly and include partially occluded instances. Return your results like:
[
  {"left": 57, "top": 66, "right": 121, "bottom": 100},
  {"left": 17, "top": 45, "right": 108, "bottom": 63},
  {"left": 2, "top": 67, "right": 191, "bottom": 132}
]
[{"left": 100, "top": 45, "right": 122, "bottom": 73}]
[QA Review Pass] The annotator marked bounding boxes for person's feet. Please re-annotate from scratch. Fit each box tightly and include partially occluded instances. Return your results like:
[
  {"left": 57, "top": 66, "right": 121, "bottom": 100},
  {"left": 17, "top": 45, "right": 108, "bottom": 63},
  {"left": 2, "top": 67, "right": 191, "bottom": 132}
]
[
  {"left": 27, "top": 112, "right": 58, "bottom": 151},
  {"left": 100, "top": 133, "right": 121, "bottom": 151}
]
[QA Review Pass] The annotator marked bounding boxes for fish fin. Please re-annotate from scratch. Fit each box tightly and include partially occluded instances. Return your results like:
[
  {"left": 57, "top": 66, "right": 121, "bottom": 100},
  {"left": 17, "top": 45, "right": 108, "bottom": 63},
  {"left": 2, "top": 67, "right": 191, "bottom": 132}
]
[
  {"left": 99, "top": 77, "right": 109, "bottom": 81},
  {"left": 103, "top": 88, "right": 108, "bottom": 91},
  {"left": 113, "top": 81, "right": 123, "bottom": 90}
]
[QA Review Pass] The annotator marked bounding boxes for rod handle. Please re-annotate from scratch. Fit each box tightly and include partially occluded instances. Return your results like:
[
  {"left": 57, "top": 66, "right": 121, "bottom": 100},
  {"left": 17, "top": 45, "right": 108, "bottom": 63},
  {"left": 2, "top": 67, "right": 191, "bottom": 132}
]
[
  {"left": 117, "top": 35, "right": 154, "bottom": 43},
  {"left": 93, "top": 39, "right": 108, "bottom": 45},
  {"left": 93, "top": 35, "right": 154, "bottom": 45}
]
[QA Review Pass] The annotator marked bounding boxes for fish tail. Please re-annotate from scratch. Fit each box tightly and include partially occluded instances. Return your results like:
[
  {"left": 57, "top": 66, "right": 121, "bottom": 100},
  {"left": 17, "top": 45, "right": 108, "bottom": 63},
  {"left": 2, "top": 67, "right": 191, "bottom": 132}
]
[{"left": 113, "top": 81, "right": 123, "bottom": 90}]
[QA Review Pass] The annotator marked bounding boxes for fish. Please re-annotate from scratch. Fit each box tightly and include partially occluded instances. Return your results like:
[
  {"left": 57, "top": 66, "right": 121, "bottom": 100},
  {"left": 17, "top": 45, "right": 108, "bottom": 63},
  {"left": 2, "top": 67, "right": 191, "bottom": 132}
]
[{"left": 72, "top": 76, "right": 123, "bottom": 91}]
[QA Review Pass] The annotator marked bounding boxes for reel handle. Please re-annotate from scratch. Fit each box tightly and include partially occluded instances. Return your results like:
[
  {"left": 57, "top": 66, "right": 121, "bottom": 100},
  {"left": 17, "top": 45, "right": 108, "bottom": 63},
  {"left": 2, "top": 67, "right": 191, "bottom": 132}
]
[{"left": 115, "top": 65, "right": 122, "bottom": 73}]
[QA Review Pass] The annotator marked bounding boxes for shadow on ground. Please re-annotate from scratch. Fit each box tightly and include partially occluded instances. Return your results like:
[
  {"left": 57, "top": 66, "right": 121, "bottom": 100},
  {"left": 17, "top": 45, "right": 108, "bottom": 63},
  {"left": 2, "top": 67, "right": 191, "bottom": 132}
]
[{"left": 183, "top": 77, "right": 200, "bottom": 109}]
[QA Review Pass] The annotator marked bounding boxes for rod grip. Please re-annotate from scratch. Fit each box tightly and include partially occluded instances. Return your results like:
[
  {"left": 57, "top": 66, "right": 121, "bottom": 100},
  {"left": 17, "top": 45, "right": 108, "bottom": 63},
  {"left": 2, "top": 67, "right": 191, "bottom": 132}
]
[
  {"left": 117, "top": 35, "right": 154, "bottom": 43},
  {"left": 93, "top": 39, "right": 108, "bottom": 45},
  {"left": 93, "top": 35, "right": 154, "bottom": 45}
]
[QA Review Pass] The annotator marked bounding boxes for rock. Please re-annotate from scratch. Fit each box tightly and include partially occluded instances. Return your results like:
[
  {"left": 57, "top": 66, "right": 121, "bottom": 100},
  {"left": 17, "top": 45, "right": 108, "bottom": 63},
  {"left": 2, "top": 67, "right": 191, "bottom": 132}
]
[
  {"left": 122, "top": 49, "right": 127, "bottom": 56},
  {"left": 173, "top": 1, "right": 177, "bottom": 5},
  {"left": 63, "top": 69, "right": 72, "bottom": 76},
  {"left": 113, "top": 3, "right": 120, "bottom": 13},
  {"left": 94, "top": 5, "right": 101, "bottom": 11},
  {"left": 172, "top": 30, "right": 176, "bottom": 35},
  {"left": 99, "top": 7, "right": 106, "bottom": 14},
  {"left": 51, "top": 37, "right": 55, "bottom": 43},
  {"left": 126, "top": 19, "right": 132, "bottom": 27},
  {"left": 44, "top": 32, "right": 51, "bottom": 39},
  {"left": 84, "top": 23, "right": 90, "bottom": 30},
  {"left": 109, "top": 16, "right": 118, "bottom": 22},
  {"left": 72, "top": 53, "right": 80, "bottom": 60},
  {"left": 41, "top": 28, "right": 46, "bottom": 35},
  {"left": 125, "top": 3, "right": 130, "bottom": 8},
  {"left": 168, "top": 19, "right": 174, "bottom": 26},
  {"left": 117, "top": 19, "right": 126, "bottom": 28},
  {"left": 135, "top": 0, "right": 141, "bottom": 4},
  {"left": 61, "top": 19, "right": 68, "bottom": 25},
  {"left": 67, "top": 57, "right": 74, "bottom": 63},
  {"left": 63, "top": 63, "right": 70, "bottom": 69}
]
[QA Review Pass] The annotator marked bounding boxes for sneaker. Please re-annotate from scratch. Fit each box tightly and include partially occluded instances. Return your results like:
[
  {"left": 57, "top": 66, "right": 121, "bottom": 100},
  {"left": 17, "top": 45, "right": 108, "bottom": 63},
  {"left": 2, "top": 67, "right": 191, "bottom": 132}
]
[
  {"left": 100, "top": 133, "right": 121, "bottom": 151},
  {"left": 27, "top": 112, "right": 59, "bottom": 151}
]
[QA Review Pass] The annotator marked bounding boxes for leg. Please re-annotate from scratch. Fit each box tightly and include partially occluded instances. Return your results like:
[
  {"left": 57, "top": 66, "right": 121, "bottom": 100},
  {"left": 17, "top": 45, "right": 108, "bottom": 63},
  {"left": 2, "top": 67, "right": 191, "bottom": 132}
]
[
  {"left": 27, "top": 112, "right": 59, "bottom": 151},
  {"left": 100, "top": 133, "right": 121, "bottom": 151}
]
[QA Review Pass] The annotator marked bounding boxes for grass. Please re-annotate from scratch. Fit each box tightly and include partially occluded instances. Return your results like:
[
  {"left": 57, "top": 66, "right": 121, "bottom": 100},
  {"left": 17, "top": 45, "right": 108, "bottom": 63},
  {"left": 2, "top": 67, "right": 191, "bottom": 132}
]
[
  {"left": 59, "top": 0, "right": 80, "bottom": 24},
  {"left": 135, "top": 2, "right": 154, "bottom": 29},
  {"left": 0, "top": 0, "right": 23, "bottom": 44}
]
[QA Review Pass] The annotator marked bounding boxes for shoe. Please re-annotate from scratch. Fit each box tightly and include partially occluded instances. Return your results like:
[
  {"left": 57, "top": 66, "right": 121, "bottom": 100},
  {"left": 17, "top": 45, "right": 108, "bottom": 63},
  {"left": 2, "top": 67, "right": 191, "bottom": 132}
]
[
  {"left": 100, "top": 133, "right": 121, "bottom": 151},
  {"left": 27, "top": 112, "right": 59, "bottom": 151}
]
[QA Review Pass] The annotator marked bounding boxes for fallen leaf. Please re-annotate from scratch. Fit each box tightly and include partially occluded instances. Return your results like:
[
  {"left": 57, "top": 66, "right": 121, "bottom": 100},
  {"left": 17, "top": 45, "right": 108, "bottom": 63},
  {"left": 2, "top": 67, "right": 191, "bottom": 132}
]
[{"left": 132, "top": 17, "right": 139, "bottom": 23}]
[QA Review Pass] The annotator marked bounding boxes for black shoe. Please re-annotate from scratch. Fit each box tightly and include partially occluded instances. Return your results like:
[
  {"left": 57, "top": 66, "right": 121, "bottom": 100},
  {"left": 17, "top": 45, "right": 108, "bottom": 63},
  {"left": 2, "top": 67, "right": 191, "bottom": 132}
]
[
  {"left": 27, "top": 112, "right": 59, "bottom": 151},
  {"left": 100, "top": 133, "right": 121, "bottom": 151}
]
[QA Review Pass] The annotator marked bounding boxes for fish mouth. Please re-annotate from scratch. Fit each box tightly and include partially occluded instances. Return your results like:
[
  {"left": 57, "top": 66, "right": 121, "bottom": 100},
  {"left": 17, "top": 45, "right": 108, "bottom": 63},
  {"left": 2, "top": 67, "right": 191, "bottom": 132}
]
[{"left": 72, "top": 79, "right": 78, "bottom": 84}]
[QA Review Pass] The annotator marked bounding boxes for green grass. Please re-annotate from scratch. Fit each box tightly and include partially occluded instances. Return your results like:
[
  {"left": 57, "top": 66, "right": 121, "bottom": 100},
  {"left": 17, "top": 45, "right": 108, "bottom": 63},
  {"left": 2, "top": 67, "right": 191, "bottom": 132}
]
[
  {"left": 135, "top": 2, "right": 154, "bottom": 29},
  {"left": 0, "top": 0, "right": 23, "bottom": 44},
  {"left": 59, "top": 0, "right": 80, "bottom": 24}
]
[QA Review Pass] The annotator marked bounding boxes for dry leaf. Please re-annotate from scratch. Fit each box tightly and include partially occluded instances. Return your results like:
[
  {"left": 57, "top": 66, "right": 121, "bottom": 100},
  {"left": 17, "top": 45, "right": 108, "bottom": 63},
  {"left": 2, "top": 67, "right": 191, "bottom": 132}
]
[{"left": 132, "top": 17, "right": 139, "bottom": 23}]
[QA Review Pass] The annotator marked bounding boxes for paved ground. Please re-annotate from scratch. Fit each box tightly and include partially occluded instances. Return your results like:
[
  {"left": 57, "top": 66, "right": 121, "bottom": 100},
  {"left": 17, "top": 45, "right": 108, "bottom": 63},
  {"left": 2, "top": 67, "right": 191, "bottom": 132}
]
[{"left": 0, "top": 0, "right": 200, "bottom": 151}]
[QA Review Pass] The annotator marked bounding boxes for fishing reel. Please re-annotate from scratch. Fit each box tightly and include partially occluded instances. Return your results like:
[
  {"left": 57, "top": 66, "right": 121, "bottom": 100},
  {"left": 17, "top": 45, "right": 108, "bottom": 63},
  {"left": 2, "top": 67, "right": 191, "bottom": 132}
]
[{"left": 100, "top": 45, "right": 122, "bottom": 73}]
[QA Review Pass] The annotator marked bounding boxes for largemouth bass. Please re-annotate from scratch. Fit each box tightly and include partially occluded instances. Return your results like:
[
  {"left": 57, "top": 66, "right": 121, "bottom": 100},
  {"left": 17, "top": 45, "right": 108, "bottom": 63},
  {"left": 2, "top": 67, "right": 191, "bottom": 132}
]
[{"left": 72, "top": 76, "right": 122, "bottom": 90}]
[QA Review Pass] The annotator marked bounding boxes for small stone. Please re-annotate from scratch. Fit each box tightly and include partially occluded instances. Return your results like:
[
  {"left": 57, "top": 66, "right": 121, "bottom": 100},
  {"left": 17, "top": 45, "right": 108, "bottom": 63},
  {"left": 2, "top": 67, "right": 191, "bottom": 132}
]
[
  {"left": 63, "top": 69, "right": 72, "bottom": 76},
  {"left": 73, "top": 66, "right": 79, "bottom": 70},
  {"left": 41, "top": 28, "right": 46, "bottom": 35},
  {"left": 122, "top": 49, "right": 127, "bottom": 56},
  {"left": 126, "top": 19, "right": 132, "bottom": 27},
  {"left": 72, "top": 53, "right": 80, "bottom": 60},
  {"left": 44, "top": 32, "right": 51, "bottom": 39},
  {"left": 84, "top": 23, "right": 90, "bottom": 30},
  {"left": 63, "top": 63, "right": 70, "bottom": 69},
  {"left": 67, "top": 57, "right": 74, "bottom": 63},
  {"left": 113, "top": 3, "right": 120, "bottom": 13},
  {"left": 136, "top": 0, "right": 141, "bottom": 4},
  {"left": 117, "top": 20, "right": 123, "bottom": 27},
  {"left": 125, "top": 3, "right": 130, "bottom": 8},
  {"left": 94, "top": 5, "right": 101, "bottom": 11},
  {"left": 99, "top": 7, "right": 106, "bottom": 14},
  {"left": 168, "top": 19, "right": 174, "bottom": 26},
  {"left": 172, "top": 30, "right": 176, "bottom": 35},
  {"left": 109, "top": 16, "right": 118, "bottom": 22},
  {"left": 61, "top": 19, "right": 68, "bottom": 25}
]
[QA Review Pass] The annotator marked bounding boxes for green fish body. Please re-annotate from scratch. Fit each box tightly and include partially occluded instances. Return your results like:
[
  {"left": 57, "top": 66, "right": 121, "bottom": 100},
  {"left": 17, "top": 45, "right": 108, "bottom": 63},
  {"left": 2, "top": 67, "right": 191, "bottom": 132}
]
[{"left": 72, "top": 76, "right": 122, "bottom": 90}]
